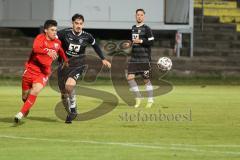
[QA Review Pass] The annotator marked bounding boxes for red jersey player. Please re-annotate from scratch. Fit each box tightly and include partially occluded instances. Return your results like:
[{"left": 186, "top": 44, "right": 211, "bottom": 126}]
[{"left": 14, "top": 20, "right": 68, "bottom": 123}]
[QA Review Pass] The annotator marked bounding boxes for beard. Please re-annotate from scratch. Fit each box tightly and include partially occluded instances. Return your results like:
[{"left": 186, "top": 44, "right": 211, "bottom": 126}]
[
  {"left": 137, "top": 19, "right": 143, "bottom": 24},
  {"left": 75, "top": 28, "right": 81, "bottom": 32}
]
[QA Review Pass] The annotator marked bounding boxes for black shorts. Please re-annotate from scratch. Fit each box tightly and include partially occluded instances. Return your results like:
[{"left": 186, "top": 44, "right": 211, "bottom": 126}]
[
  {"left": 57, "top": 64, "right": 86, "bottom": 92},
  {"left": 127, "top": 61, "right": 151, "bottom": 79}
]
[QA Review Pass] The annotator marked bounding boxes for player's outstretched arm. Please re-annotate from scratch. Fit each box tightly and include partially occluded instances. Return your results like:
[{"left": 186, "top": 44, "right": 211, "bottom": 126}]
[
  {"left": 92, "top": 43, "right": 111, "bottom": 68},
  {"left": 102, "top": 59, "right": 111, "bottom": 68}
]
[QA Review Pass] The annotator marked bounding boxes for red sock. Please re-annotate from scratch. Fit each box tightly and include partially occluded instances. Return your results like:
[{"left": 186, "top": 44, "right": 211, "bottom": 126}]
[{"left": 20, "top": 94, "right": 37, "bottom": 115}]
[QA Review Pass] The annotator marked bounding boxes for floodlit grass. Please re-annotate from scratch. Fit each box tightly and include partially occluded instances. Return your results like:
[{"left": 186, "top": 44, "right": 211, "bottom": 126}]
[{"left": 0, "top": 83, "right": 240, "bottom": 160}]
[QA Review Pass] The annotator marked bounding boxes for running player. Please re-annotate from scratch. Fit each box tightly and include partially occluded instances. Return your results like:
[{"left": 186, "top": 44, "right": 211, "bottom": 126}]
[
  {"left": 57, "top": 14, "right": 111, "bottom": 123},
  {"left": 127, "top": 9, "right": 154, "bottom": 108},
  {"left": 14, "top": 20, "right": 68, "bottom": 123}
]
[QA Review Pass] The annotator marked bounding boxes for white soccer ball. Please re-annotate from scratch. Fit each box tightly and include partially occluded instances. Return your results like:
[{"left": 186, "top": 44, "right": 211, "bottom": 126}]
[{"left": 157, "top": 57, "right": 172, "bottom": 71}]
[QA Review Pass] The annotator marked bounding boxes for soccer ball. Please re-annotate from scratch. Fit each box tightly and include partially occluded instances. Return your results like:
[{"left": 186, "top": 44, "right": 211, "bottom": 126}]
[{"left": 157, "top": 57, "right": 172, "bottom": 71}]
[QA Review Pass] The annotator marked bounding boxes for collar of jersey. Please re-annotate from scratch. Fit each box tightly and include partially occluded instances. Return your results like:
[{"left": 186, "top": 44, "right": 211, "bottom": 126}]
[
  {"left": 136, "top": 23, "right": 144, "bottom": 27},
  {"left": 71, "top": 30, "right": 83, "bottom": 36}
]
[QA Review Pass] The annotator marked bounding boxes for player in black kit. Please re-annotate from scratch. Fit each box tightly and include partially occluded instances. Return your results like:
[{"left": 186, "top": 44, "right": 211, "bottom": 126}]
[
  {"left": 57, "top": 14, "right": 111, "bottom": 123},
  {"left": 127, "top": 9, "right": 154, "bottom": 108}
]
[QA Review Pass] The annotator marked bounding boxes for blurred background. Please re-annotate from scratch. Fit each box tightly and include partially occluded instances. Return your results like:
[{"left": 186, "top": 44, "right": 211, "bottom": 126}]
[{"left": 0, "top": 0, "right": 239, "bottom": 84}]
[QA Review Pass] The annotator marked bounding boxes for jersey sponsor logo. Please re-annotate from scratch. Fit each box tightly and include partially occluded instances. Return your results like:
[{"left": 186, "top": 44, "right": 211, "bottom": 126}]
[
  {"left": 132, "top": 33, "right": 139, "bottom": 40},
  {"left": 68, "top": 43, "right": 81, "bottom": 54}
]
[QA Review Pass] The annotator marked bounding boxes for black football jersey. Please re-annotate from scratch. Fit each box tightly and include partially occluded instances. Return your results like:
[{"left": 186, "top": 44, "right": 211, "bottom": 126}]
[
  {"left": 58, "top": 28, "right": 95, "bottom": 57},
  {"left": 131, "top": 24, "right": 154, "bottom": 62}
]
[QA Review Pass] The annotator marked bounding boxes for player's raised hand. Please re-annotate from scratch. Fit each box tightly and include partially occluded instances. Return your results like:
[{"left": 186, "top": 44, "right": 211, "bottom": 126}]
[
  {"left": 47, "top": 49, "right": 58, "bottom": 60},
  {"left": 102, "top": 59, "right": 111, "bottom": 68}
]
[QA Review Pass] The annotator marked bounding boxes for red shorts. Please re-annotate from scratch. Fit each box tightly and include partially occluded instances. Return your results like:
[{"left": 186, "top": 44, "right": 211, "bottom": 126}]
[{"left": 22, "top": 69, "right": 48, "bottom": 91}]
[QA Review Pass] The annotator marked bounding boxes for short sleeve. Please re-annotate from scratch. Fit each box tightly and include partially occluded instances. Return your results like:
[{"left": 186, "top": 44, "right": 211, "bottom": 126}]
[
  {"left": 88, "top": 33, "right": 96, "bottom": 45},
  {"left": 146, "top": 26, "right": 154, "bottom": 41}
]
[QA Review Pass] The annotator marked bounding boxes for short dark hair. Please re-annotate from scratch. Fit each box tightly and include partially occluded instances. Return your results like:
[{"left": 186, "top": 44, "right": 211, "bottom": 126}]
[
  {"left": 136, "top": 8, "right": 145, "bottom": 14},
  {"left": 43, "top": 20, "right": 57, "bottom": 29},
  {"left": 72, "top": 14, "right": 84, "bottom": 22}
]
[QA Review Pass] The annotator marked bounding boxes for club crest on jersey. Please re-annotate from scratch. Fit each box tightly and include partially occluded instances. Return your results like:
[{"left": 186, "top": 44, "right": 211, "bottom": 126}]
[
  {"left": 79, "top": 39, "right": 83, "bottom": 44},
  {"left": 54, "top": 43, "right": 59, "bottom": 49},
  {"left": 138, "top": 30, "right": 141, "bottom": 34}
]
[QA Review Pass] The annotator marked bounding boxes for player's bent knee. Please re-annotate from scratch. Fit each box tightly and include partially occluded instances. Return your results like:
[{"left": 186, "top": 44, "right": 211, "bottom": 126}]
[
  {"left": 31, "top": 83, "right": 44, "bottom": 95},
  {"left": 65, "top": 84, "right": 75, "bottom": 93},
  {"left": 143, "top": 79, "right": 150, "bottom": 84},
  {"left": 127, "top": 74, "right": 135, "bottom": 81}
]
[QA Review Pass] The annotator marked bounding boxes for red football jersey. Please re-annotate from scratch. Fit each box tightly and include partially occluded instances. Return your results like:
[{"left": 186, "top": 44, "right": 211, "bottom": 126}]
[{"left": 25, "top": 33, "right": 67, "bottom": 76}]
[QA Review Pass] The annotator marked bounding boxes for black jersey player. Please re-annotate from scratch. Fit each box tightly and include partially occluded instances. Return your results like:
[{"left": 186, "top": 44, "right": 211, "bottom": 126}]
[
  {"left": 127, "top": 9, "right": 154, "bottom": 108},
  {"left": 57, "top": 14, "right": 111, "bottom": 123}
]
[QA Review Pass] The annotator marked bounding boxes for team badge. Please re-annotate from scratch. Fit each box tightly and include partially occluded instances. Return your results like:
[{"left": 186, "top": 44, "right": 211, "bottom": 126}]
[
  {"left": 79, "top": 39, "right": 83, "bottom": 44},
  {"left": 54, "top": 43, "right": 59, "bottom": 49}
]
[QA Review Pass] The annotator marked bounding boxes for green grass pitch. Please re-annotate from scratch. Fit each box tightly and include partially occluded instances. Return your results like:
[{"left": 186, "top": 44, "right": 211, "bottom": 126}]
[{"left": 0, "top": 83, "right": 240, "bottom": 160}]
